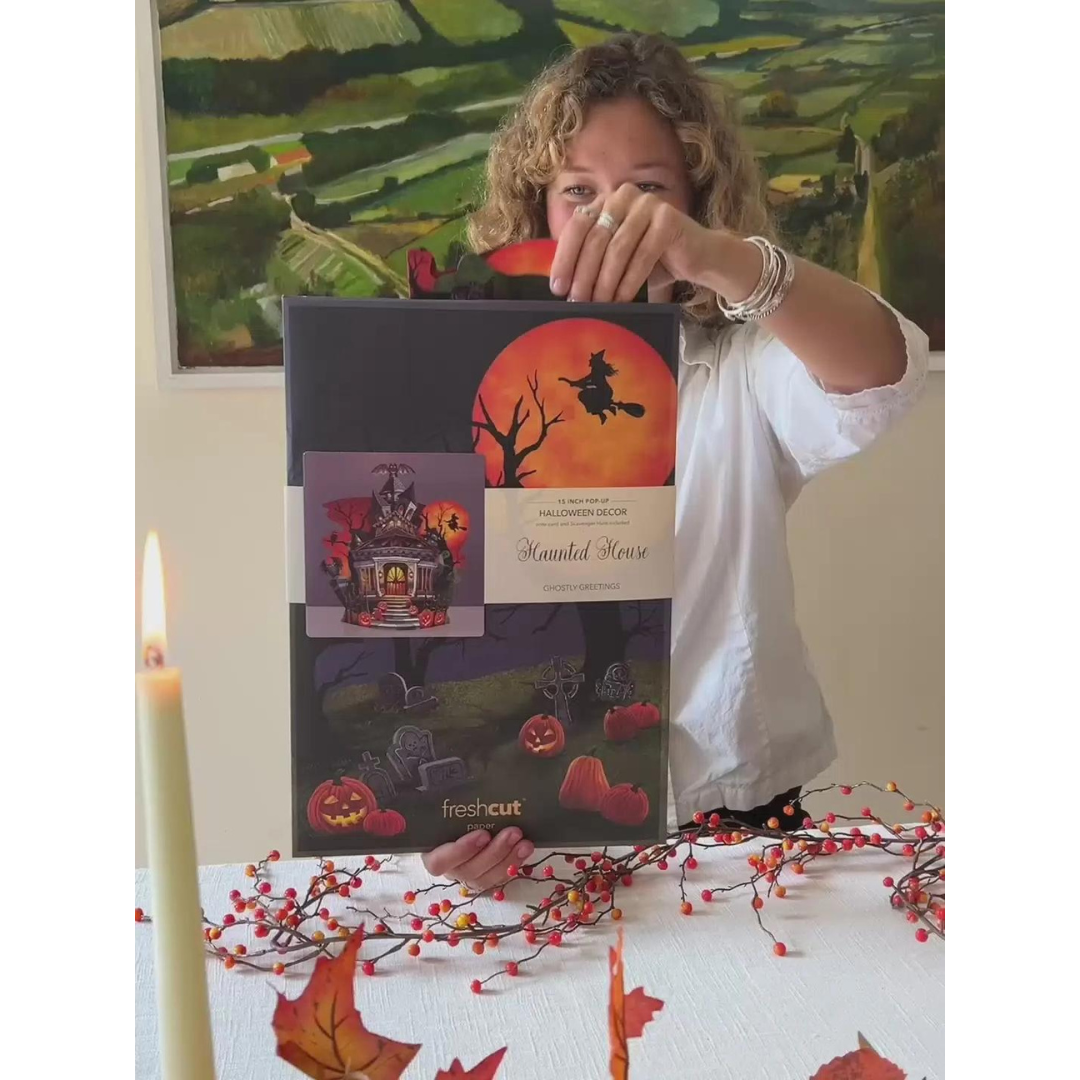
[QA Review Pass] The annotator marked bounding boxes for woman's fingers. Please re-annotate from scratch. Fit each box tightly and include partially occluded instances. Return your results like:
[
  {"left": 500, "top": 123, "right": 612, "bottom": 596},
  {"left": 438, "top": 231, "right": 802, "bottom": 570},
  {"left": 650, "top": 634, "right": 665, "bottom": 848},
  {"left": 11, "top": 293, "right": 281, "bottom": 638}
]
[
  {"left": 550, "top": 198, "right": 603, "bottom": 297},
  {"left": 592, "top": 198, "right": 655, "bottom": 302},
  {"left": 455, "top": 828, "right": 534, "bottom": 890},
  {"left": 613, "top": 219, "right": 671, "bottom": 303},
  {"left": 422, "top": 827, "right": 492, "bottom": 879}
]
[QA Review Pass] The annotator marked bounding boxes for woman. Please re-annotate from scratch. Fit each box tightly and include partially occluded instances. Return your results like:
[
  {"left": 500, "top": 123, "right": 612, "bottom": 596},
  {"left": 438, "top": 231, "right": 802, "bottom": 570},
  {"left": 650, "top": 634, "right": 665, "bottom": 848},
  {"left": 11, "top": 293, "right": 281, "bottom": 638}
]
[{"left": 423, "top": 33, "right": 928, "bottom": 890}]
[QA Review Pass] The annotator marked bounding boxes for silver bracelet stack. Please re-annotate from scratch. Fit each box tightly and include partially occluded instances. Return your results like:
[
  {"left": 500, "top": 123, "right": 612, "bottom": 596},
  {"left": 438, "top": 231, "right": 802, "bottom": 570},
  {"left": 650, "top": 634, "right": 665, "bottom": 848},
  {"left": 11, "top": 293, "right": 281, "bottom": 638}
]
[{"left": 716, "top": 236, "right": 795, "bottom": 321}]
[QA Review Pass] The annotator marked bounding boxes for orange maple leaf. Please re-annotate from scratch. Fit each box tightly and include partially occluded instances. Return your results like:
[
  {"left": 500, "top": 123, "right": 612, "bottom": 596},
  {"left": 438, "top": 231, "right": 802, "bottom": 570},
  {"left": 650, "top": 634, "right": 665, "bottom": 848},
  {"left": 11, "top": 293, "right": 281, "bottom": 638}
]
[
  {"left": 809, "top": 1034, "right": 907, "bottom": 1080},
  {"left": 434, "top": 1047, "right": 507, "bottom": 1079},
  {"left": 609, "top": 927, "right": 664, "bottom": 1080},
  {"left": 272, "top": 931, "right": 421, "bottom": 1080}
]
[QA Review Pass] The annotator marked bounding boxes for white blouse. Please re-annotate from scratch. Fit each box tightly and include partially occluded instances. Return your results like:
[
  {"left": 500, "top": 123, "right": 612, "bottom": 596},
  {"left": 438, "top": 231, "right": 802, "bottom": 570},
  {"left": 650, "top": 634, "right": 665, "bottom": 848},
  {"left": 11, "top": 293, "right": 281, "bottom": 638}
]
[{"left": 669, "top": 299, "right": 929, "bottom": 824}]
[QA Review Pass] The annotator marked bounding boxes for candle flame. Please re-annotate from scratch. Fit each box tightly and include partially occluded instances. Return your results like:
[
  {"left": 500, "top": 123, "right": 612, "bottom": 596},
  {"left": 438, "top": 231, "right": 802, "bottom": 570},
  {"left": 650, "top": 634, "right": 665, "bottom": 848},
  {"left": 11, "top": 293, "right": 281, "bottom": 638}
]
[{"left": 142, "top": 531, "right": 167, "bottom": 669}]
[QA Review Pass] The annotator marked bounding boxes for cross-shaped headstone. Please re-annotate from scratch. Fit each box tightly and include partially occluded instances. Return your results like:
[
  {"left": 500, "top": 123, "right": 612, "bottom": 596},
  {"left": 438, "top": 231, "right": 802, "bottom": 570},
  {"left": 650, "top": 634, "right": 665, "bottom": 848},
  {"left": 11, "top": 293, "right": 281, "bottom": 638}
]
[{"left": 534, "top": 656, "right": 584, "bottom": 727}]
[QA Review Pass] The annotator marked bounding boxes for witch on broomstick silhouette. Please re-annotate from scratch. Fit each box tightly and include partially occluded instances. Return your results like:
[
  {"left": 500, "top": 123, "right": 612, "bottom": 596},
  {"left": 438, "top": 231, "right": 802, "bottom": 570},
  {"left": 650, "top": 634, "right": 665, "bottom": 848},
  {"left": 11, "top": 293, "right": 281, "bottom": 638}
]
[{"left": 559, "top": 350, "right": 646, "bottom": 425}]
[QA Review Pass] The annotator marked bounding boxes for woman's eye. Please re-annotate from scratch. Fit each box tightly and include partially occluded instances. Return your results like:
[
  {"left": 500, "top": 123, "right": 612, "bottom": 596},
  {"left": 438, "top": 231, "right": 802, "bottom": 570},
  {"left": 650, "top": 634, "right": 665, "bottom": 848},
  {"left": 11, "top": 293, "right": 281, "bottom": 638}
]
[
  {"left": 637, "top": 182, "right": 664, "bottom": 193},
  {"left": 564, "top": 185, "right": 592, "bottom": 199}
]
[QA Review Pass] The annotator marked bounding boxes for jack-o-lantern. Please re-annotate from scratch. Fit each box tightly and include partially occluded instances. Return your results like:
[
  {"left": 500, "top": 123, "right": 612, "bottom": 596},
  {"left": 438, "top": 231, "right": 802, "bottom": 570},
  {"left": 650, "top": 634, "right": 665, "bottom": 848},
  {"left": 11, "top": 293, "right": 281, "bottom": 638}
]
[
  {"left": 359, "top": 611, "right": 373, "bottom": 627},
  {"left": 363, "top": 808, "right": 407, "bottom": 837},
  {"left": 408, "top": 603, "right": 419, "bottom": 616},
  {"left": 433, "top": 609, "right": 447, "bottom": 626},
  {"left": 600, "top": 783, "right": 651, "bottom": 827},
  {"left": 307, "top": 773, "right": 379, "bottom": 835},
  {"left": 519, "top": 714, "right": 565, "bottom": 758},
  {"left": 603, "top": 706, "right": 639, "bottom": 743},
  {"left": 419, "top": 609, "right": 435, "bottom": 628},
  {"left": 559, "top": 755, "right": 610, "bottom": 811},
  {"left": 626, "top": 701, "right": 661, "bottom": 730}
]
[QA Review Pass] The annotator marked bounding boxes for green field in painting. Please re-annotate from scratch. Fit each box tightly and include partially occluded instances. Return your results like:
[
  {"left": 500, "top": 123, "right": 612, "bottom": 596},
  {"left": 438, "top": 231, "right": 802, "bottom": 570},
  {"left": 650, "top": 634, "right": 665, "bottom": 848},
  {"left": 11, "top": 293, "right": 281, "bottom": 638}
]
[
  {"left": 315, "top": 132, "right": 491, "bottom": 202},
  {"left": 554, "top": 0, "right": 719, "bottom": 37},
  {"left": 156, "top": 0, "right": 945, "bottom": 366},
  {"left": 160, "top": 0, "right": 420, "bottom": 61},
  {"left": 413, "top": 0, "right": 521, "bottom": 45}
]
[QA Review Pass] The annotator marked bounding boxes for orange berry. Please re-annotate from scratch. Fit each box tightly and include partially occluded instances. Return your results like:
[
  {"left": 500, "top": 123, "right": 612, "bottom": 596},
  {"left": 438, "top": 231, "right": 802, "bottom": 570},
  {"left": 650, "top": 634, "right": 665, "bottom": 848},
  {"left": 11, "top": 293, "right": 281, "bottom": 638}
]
[
  {"left": 752, "top": 896, "right": 764, "bottom": 910},
  {"left": 440, "top": 900, "right": 452, "bottom": 913},
  {"left": 472, "top": 941, "right": 485, "bottom": 955},
  {"left": 312, "top": 931, "right": 325, "bottom": 942},
  {"left": 323, "top": 861, "right": 335, "bottom": 873},
  {"left": 773, "top": 942, "right": 787, "bottom": 957},
  {"left": 404, "top": 891, "right": 417, "bottom": 904},
  {"left": 767, "top": 817, "right": 780, "bottom": 830},
  {"left": 337, "top": 928, "right": 349, "bottom": 939},
  {"left": 233, "top": 944, "right": 247, "bottom": 956},
  {"left": 134, "top": 908, "right": 144, "bottom": 923},
  {"left": 209, "top": 928, "right": 222, "bottom": 940},
  {"left": 680, "top": 901, "right": 693, "bottom": 916},
  {"left": 782, "top": 804, "right": 795, "bottom": 816},
  {"left": 791, "top": 863, "right": 805, "bottom": 875},
  {"left": 885, "top": 782, "right": 898, "bottom": 793},
  {"left": 244, "top": 865, "right": 256, "bottom": 878},
  {"left": 904, "top": 800, "right": 915, "bottom": 812},
  {"left": 273, "top": 963, "right": 285, "bottom": 976},
  {"left": 224, "top": 956, "right": 236, "bottom": 970},
  {"left": 775, "top": 885, "right": 787, "bottom": 898},
  {"left": 611, "top": 908, "right": 623, "bottom": 920},
  {"left": 407, "top": 943, "right": 420, "bottom": 957}
]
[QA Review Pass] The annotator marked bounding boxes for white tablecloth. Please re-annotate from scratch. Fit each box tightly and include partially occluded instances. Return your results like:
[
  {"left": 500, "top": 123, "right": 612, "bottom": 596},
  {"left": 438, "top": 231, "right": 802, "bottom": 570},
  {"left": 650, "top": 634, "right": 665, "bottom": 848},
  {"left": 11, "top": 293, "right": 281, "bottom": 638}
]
[{"left": 135, "top": 845, "right": 944, "bottom": 1079}]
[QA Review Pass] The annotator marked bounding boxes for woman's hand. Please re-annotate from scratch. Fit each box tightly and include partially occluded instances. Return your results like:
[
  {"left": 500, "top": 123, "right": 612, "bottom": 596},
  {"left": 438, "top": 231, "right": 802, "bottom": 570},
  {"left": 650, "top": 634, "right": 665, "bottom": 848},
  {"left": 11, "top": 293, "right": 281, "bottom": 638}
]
[
  {"left": 549, "top": 183, "right": 735, "bottom": 304},
  {"left": 421, "top": 827, "right": 534, "bottom": 893}
]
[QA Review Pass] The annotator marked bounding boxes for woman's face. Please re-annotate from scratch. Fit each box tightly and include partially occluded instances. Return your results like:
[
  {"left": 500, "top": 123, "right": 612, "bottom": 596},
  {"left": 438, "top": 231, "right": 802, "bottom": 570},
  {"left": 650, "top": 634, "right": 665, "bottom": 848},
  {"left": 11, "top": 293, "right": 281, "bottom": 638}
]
[{"left": 545, "top": 96, "right": 693, "bottom": 240}]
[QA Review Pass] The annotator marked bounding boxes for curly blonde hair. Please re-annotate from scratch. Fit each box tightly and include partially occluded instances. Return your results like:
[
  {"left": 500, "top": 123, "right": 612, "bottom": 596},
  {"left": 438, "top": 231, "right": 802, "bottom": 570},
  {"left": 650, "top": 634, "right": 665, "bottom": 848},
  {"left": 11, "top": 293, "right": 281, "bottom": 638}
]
[{"left": 468, "top": 32, "right": 774, "bottom": 327}]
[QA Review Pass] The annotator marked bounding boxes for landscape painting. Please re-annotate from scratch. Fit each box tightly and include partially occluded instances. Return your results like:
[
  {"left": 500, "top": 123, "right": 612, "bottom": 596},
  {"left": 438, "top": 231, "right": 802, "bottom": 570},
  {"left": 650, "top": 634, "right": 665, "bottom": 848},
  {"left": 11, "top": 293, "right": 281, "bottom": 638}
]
[{"left": 149, "top": 0, "right": 945, "bottom": 375}]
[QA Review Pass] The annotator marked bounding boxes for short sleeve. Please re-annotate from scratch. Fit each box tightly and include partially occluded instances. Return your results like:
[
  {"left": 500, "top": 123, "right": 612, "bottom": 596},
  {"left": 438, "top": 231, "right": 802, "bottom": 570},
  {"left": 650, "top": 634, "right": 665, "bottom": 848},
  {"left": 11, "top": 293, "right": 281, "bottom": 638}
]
[{"left": 747, "top": 292, "right": 929, "bottom": 488}]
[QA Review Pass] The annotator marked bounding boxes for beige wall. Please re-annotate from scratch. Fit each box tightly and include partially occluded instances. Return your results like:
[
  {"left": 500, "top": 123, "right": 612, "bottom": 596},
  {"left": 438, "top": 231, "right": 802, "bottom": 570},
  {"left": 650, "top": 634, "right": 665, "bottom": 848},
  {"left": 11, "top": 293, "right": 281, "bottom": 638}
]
[{"left": 135, "top": 100, "right": 943, "bottom": 869}]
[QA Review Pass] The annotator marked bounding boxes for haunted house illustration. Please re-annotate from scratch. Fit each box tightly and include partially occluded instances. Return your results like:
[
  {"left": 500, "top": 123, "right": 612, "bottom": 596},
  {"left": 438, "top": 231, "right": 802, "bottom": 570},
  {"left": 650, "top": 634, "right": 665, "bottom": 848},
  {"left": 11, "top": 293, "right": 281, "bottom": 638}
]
[{"left": 323, "top": 464, "right": 454, "bottom": 630}]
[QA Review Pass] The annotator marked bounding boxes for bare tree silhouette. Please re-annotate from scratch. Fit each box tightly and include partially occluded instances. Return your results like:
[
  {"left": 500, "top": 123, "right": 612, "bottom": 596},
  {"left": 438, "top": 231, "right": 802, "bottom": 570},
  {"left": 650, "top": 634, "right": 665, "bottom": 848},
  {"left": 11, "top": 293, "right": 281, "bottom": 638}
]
[{"left": 472, "top": 371, "right": 564, "bottom": 487}]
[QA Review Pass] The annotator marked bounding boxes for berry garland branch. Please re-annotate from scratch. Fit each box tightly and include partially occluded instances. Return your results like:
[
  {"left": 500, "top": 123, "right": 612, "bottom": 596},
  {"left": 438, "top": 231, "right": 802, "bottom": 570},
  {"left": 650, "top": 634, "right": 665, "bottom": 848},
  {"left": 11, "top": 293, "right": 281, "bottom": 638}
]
[{"left": 135, "top": 781, "right": 943, "bottom": 986}]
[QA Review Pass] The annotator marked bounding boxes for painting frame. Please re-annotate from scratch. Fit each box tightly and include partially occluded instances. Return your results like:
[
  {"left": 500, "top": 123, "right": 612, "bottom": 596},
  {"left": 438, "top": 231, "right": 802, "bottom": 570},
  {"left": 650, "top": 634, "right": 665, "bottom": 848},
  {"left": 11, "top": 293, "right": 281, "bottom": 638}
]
[{"left": 136, "top": 0, "right": 942, "bottom": 388}]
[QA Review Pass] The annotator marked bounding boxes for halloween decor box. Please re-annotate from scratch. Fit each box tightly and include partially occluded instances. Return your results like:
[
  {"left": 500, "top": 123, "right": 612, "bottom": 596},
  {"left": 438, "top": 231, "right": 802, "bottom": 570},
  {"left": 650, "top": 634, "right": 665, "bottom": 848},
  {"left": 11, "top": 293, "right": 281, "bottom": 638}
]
[{"left": 285, "top": 240, "right": 678, "bottom": 855}]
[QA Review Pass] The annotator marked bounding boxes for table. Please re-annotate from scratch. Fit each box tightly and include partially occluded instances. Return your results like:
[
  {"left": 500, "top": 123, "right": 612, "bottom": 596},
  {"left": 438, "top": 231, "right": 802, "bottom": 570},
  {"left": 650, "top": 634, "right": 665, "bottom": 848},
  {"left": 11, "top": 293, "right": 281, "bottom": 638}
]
[{"left": 135, "top": 845, "right": 944, "bottom": 1079}]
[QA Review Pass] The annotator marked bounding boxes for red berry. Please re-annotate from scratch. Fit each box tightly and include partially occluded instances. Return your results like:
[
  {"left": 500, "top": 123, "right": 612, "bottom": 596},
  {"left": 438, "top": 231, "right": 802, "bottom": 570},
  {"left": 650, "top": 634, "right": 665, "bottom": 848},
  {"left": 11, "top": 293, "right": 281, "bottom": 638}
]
[
  {"left": 621, "top": 874, "right": 633, "bottom": 887},
  {"left": 826, "top": 812, "right": 836, "bottom": 824},
  {"left": 861, "top": 807, "right": 873, "bottom": 818},
  {"left": 507, "top": 865, "right": 519, "bottom": 878},
  {"left": 907, "top": 912, "right": 918, "bottom": 923},
  {"left": 222, "top": 913, "right": 236, "bottom": 926},
  {"left": 447, "top": 933, "right": 460, "bottom": 947},
  {"left": 254, "top": 925, "right": 269, "bottom": 938},
  {"left": 521, "top": 865, "right": 533, "bottom": 877},
  {"left": 842, "top": 839, "right": 854, "bottom": 851},
  {"left": 284, "top": 887, "right": 296, "bottom": 900},
  {"left": 773, "top": 942, "right": 787, "bottom": 957},
  {"left": 407, "top": 943, "right": 421, "bottom": 957},
  {"left": 693, "top": 811, "right": 705, "bottom": 825},
  {"left": 840, "top": 786, "right": 852, "bottom": 795},
  {"left": 472, "top": 941, "right": 485, "bottom": 955},
  {"left": 915, "top": 929, "right": 929, "bottom": 943},
  {"left": 709, "top": 813, "right": 721, "bottom": 828},
  {"left": 258, "top": 882, "right": 271, "bottom": 895},
  {"left": 234, "top": 902, "right": 246, "bottom": 914},
  {"left": 268, "top": 850, "right": 280, "bottom": 862},
  {"left": 582, "top": 901, "right": 594, "bottom": 915},
  {"left": 823, "top": 840, "right": 838, "bottom": 855},
  {"left": 680, "top": 901, "right": 693, "bottom": 916},
  {"left": 883, "top": 877, "right": 895, "bottom": 888},
  {"left": 404, "top": 891, "right": 417, "bottom": 904},
  {"left": 486, "top": 933, "right": 499, "bottom": 948},
  {"left": 411, "top": 918, "right": 424, "bottom": 931},
  {"left": 223, "top": 956, "right": 236, "bottom": 970},
  {"left": 903, "top": 844, "right": 915, "bottom": 857},
  {"left": 506, "top": 961, "right": 519, "bottom": 977},
  {"left": 327, "top": 919, "right": 339, "bottom": 931},
  {"left": 936, "top": 844, "right": 945, "bottom": 856},
  {"left": 273, "top": 963, "right": 285, "bottom": 976},
  {"left": 575, "top": 858, "right": 587, "bottom": 870},
  {"left": 550, "top": 932, "right": 563, "bottom": 946},
  {"left": 915, "top": 826, "right": 928, "bottom": 840},
  {"left": 543, "top": 865, "right": 554, "bottom": 878},
  {"left": 470, "top": 979, "right": 482, "bottom": 994},
  {"left": 468, "top": 913, "right": 478, "bottom": 925},
  {"left": 701, "top": 889, "right": 713, "bottom": 902},
  {"left": 686, "top": 857, "right": 698, "bottom": 870},
  {"left": 855, "top": 836, "right": 867, "bottom": 848},
  {"left": 657, "top": 860, "right": 668, "bottom": 870},
  {"left": 228, "top": 890, "right": 241, "bottom": 902},
  {"left": 554, "top": 884, "right": 566, "bottom": 894},
  {"left": 375, "top": 923, "right": 387, "bottom": 934},
  {"left": 365, "top": 855, "right": 377, "bottom": 867},
  {"left": 422, "top": 930, "right": 435, "bottom": 943},
  {"left": 871, "top": 833, "right": 883, "bottom": 846},
  {"left": 362, "top": 961, "right": 375, "bottom": 977},
  {"left": 134, "top": 908, "right": 144, "bottom": 923},
  {"left": 904, "top": 800, "right": 915, "bottom": 812},
  {"left": 752, "top": 897, "right": 764, "bottom": 910},
  {"left": 803, "top": 817, "right": 815, "bottom": 828},
  {"left": 493, "top": 889, "right": 505, "bottom": 902},
  {"left": 428, "top": 904, "right": 441, "bottom": 917}
]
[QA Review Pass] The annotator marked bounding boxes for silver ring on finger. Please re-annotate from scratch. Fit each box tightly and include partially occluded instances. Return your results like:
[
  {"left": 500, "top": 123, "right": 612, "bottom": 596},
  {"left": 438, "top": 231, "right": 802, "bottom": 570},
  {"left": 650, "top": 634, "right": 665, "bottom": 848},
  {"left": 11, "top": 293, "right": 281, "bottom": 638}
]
[{"left": 596, "top": 210, "right": 620, "bottom": 233}]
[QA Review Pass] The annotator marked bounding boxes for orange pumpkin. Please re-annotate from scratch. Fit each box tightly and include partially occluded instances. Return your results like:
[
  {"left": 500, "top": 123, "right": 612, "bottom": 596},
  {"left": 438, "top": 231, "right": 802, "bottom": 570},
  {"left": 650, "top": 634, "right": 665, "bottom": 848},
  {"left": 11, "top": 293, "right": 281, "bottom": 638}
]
[
  {"left": 559, "top": 755, "right": 610, "bottom": 811},
  {"left": 626, "top": 701, "right": 661, "bottom": 730},
  {"left": 307, "top": 774, "right": 379, "bottom": 835},
  {"left": 520, "top": 714, "right": 566, "bottom": 757},
  {"left": 600, "top": 783, "right": 651, "bottom": 827},
  {"left": 363, "top": 808, "right": 407, "bottom": 838},
  {"left": 603, "top": 706, "right": 639, "bottom": 743}
]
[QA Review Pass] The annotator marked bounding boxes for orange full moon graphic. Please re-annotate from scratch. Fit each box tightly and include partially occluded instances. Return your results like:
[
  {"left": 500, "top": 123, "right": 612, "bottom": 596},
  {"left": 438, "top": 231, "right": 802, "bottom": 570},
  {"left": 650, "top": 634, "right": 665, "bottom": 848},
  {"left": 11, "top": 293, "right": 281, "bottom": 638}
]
[
  {"left": 424, "top": 500, "right": 470, "bottom": 567},
  {"left": 472, "top": 318, "right": 676, "bottom": 488}
]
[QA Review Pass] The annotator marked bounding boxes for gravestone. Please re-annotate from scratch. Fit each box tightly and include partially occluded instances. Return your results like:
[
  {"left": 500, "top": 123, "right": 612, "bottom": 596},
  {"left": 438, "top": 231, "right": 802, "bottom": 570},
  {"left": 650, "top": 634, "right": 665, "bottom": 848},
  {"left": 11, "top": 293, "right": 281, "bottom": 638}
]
[{"left": 388, "top": 725, "right": 436, "bottom": 786}]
